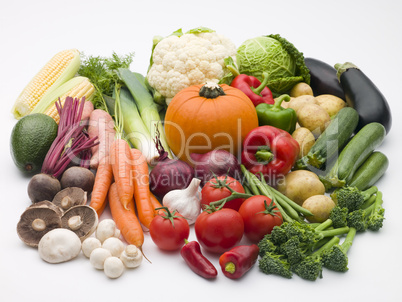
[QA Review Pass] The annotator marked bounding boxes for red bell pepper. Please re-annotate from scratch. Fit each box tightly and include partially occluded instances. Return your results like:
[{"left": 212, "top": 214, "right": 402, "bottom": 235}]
[
  {"left": 219, "top": 244, "right": 259, "bottom": 279},
  {"left": 231, "top": 72, "right": 274, "bottom": 106},
  {"left": 241, "top": 126, "right": 299, "bottom": 183},
  {"left": 180, "top": 239, "right": 217, "bottom": 279}
]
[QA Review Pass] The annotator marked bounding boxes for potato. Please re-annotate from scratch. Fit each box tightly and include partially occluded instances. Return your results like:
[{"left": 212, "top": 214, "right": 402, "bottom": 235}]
[
  {"left": 288, "top": 95, "right": 317, "bottom": 113},
  {"left": 315, "top": 94, "right": 346, "bottom": 117},
  {"left": 277, "top": 170, "right": 326, "bottom": 206},
  {"left": 291, "top": 127, "right": 315, "bottom": 159},
  {"left": 297, "top": 103, "right": 331, "bottom": 137},
  {"left": 290, "top": 82, "right": 313, "bottom": 97},
  {"left": 302, "top": 195, "right": 335, "bottom": 223}
]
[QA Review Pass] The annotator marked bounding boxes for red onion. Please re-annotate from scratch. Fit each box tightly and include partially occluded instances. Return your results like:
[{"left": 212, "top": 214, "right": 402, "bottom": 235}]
[
  {"left": 190, "top": 150, "right": 241, "bottom": 185},
  {"left": 150, "top": 135, "right": 195, "bottom": 200}
]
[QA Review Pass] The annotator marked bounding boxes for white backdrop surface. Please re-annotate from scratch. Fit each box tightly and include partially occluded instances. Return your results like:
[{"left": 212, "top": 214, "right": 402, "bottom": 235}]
[{"left": 1, "top": 1, "right": 401, "bottom": 301}]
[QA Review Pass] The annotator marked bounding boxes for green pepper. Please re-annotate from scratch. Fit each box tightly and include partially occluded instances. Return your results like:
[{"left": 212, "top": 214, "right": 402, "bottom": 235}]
[{"left": 255, "top": 94, "right": 297, "bottom": 133}]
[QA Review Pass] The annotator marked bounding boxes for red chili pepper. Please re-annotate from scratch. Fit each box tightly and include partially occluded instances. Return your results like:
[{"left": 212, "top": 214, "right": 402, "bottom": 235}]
[
  {"left": 241, "top": 126, "right": 299, "bottom": 183},
  {"left": 230, "top": 72, "right": 274, "bottom": 106},
  {"left": 180, "top": 240, "right": 218, "bottom": 279},
  {"left": 219, "top": 244, "right": 259, "bottom": 279}
]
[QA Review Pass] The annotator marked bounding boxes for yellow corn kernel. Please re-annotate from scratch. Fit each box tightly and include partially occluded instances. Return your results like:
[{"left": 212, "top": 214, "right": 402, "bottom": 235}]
[
  {"left": 41, "top": 77, "right": 95, "bottom": 123},
  {"left": 11, "top": 49, "right": 81, "bottom": 119}
]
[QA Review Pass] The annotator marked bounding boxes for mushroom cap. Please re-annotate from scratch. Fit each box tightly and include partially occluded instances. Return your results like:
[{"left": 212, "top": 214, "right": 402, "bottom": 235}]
[
  {"left": 52, "top": 187, "right": 87, "bottom": 211},
  {"left": 38, "top": 228, "right": 82, "bottom": 263},
  {"left": 17, "top": 202, "right": 62, "bottom": 247},
  {"left": 61, "top": 205, "right": 98, "bottom": 241}
]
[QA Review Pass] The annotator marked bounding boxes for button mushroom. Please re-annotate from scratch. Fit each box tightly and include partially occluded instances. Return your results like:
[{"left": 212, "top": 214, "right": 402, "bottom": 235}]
[
  {"left": 52, "top": 187, "right": 87, "bottom": 211},
  {"left": 120, "top": 245, "right": 143, "bottom": 268},
  {"left": 17, "top": 201, "right": 62, "bottom": 247},
  {"left": 82, "top": 237, "right": 102, "bottom": 258},
  {"left": 90, "top": 247, "right": 112, "bottom": 269},
  {"left": 102, "top": 237, "right": 125, "bottom": 257},
  {"left": 61, "top": 205, "right": 98, "bottom": 241},
  {"left": 60, "top": 166, "right": 95, "bottom": 194},
  {"left": 95, "top": 219, "right": 120, "bottom": 243},
  {"left": 38, "top": 228, "right": 82, "bottom": 263},
  {"left": 104, "top": 257, "right": 125, "bottom": 279}
]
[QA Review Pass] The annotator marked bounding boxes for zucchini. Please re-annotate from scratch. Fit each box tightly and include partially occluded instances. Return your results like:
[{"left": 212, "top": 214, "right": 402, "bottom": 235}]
[
  {"left": 304, "top": 57, "right": 345, "bottom": 100},
  {"left": 348, "top": 151, "right": 389, "bottom": 190},
  {"left": 320, "top": 122, "right": 386, "bottom": 190},
  {"left": 335, "top": 62, "right": 392, "bottom": 134},
  {"left": 295, "top": 107, "right": 359, "bottom": 171}
]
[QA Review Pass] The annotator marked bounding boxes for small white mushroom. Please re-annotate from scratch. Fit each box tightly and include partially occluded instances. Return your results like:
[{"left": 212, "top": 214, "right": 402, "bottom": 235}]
[
  {"left": 90, "top": 248, "right": 112, "bottom": 270},
  {"left": 38, "top": 228, "right": 81, "bottom": 264},
  {"left": 120, "top": 245, "right": 143, "bottom": 268},
  {"left": 102, "top": 237, "right": 125, "bottom": 257},
  {"left": 95, "top": 219, "right": 119, "bottom": 243},
  {"left": 82, "top": 237, "right": 102, "bottom": 258},
  {"left": 104, "top": 257, "right": 124, "bottom": 279}
]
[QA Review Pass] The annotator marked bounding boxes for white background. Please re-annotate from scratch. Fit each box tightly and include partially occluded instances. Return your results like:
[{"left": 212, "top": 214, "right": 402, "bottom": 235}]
[{"left": 1, "top": 0, "right": 401, "bottom": 301}]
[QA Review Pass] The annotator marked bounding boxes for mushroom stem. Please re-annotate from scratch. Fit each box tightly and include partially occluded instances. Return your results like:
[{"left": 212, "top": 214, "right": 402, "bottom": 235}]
[
  {"left": 32, "top": 218, "right": 46, "bottom": 232},
  {"left": 68, "top": 216, "right": 83, "bottom": 231},
  {"left": 61, "top": 196, "right": 73, "bottom": 210}
]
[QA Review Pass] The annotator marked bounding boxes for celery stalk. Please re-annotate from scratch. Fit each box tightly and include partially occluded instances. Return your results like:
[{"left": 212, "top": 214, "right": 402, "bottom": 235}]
[{"left": 117, "top": 68, "right": 173, "bottom": 159}]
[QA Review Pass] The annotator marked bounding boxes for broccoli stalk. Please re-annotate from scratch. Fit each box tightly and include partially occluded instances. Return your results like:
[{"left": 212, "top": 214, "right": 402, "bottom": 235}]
[
  {"left": 330, "top": 186, "right": 378, "bottom": 212},
  {"left": 292, "top": 236, "right": 341, "bottom": 281},
  {"left": 322, "top": 227, "right": 357, "bottom": 272},
  {"left": 367, "top": 191, "right": 385, "bottom": 231}
]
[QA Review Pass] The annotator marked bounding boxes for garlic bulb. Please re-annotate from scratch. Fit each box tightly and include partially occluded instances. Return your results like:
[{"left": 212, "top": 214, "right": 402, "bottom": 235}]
[{"left": 162, "top": 178, "right": 201, "bottom": 224}]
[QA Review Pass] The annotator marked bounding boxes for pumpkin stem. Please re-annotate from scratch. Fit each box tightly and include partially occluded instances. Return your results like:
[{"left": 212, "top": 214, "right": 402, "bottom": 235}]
[{"left": 199, "top": 82, "right": 226, "bottom": 99}]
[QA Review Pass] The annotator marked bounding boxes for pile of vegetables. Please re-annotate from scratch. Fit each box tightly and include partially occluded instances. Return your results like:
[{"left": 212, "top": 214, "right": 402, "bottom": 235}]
[{"left": 10, "top": 26, "right": 391, "bottom": 281}]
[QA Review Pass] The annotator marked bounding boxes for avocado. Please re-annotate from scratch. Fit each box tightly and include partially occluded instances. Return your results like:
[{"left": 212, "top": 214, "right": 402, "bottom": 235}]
[{"left": 10, "top": 113, "right": 58, "bottom": 174}]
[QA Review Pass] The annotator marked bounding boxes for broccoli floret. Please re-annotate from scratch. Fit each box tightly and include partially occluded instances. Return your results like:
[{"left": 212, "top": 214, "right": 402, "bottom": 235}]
[
  {"left": 347, "top": 191, "right": 385, "bottom": 232},
  {"left": 292, "top": 255, "right": 323, "bottom": 281},
  {"left": 280, "top": 236, "right": 306, "bottom": 265},
  {"left": 270, "top": 223, "right": 289, "bottom": 245},
  {"left": 331, "top": 186, "right": 377, "bottom": 212},
  {"left": 259, "top": 252, "right": 293, "bottom": 279},
  {"left": 347, "top": 209, "right": 368, "bottom": 232},
  {"left": 292, "top": 236, "right": 340, "bottom": 281},
  {"left": 322, "top": 227, "right": 357, "bottom": 272},
  {"left": 258, "top": 234, "right": 278, "bottom": 256},
  {"left": 367, "top": 192, "right": 385, "bottom": 231},
  {"left": 329, "top": 206, "right": 348, "bottom": 228}
]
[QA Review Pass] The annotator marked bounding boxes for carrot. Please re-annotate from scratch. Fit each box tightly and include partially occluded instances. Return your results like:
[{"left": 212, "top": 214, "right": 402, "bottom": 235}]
[
  {"left": 89, "top": 156, "right": 113, "bottom": 217},
  {"left": 80, "top": 100, "right": 94, "bottom": 125},
  {"left": 130, "top": 148, "right": 154, "bottom": 229},
  {"left": 110, "top": 138, "right": 134, "bottom": 210},
  {"left": 88, "top": 109, "right": 115, "bottom": 170},
  {"left": 108, "top": 182, "right": 144, "bottom": 248},
  {"left": 150, "top": 192, "right": 163, "bottom": 215}
]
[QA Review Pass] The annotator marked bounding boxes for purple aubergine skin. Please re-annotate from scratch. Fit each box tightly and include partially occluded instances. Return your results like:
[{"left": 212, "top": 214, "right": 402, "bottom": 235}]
[
  {"left": 304, "top": 57, "right": 346, "bottom": 100},
  {"left": 338, "top": 67, "right": 392, "bottom": 134}
]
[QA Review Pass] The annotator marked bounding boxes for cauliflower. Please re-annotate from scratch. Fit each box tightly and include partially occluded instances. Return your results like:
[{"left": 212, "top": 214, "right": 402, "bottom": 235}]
[{"left": 146, "top": 30, "right": 237, "bottom": 104}]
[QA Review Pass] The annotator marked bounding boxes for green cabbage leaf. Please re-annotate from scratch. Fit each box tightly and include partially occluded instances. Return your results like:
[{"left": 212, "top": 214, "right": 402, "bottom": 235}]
[{"left": 236, "top": 34, "right": 310, "bottom": 96}]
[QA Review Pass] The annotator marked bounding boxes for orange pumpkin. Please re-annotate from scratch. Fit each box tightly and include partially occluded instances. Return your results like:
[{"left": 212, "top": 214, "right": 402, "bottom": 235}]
[{"left": 164, "top": 82, "right": 258, "bottom": 165}]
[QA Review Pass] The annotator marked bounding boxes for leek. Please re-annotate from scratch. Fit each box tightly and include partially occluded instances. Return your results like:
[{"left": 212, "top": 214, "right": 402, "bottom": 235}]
[
  {"left": 105, "top": 87, "right": 158, "bottom": 164},
  {"left": 117, "top": 68, "right": 173, "bottom": 159}
]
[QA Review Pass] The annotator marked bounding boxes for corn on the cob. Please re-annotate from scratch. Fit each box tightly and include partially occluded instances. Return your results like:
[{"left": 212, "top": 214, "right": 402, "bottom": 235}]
[
  {"left": 31, "top": 76, "right": 95, "bottom": 124},
  {"left": 11, "top": 49, "right": 81, "bottom": 119}
]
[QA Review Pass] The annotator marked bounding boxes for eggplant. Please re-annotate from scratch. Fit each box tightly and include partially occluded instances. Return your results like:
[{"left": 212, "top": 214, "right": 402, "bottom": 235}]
[
  {"left": 304, "top": 57, "right": 345, "bottom": 100},
  {"left": 335, "top": 62, "right": 392, "bottom": 134}
]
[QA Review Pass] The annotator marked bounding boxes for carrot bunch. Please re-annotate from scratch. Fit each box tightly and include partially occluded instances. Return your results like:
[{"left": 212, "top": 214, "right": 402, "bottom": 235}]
[{"left": 89, "top": 85, "right": 160, "bottom": 251}]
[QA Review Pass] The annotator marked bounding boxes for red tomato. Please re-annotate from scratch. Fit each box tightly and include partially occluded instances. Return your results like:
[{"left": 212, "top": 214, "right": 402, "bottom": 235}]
[
  {"left": 194, "top": 208, "right": 244, "bottom": 254},
  {"left": 201, "top": 176, "right": 245, "bottom": 211},
  {"left": 238, "top": 195, "right": 283, "bottom": 242},
  {"left": 149, "top": 208, "right": 190, "bottom": 251}
]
